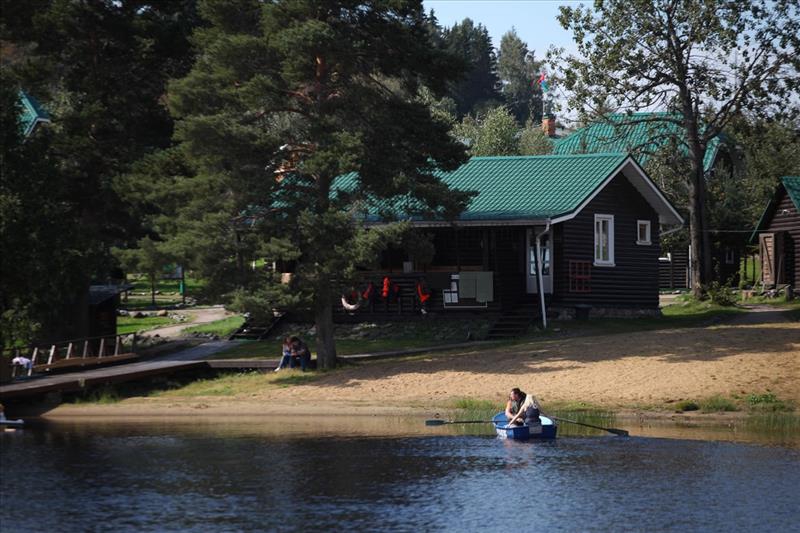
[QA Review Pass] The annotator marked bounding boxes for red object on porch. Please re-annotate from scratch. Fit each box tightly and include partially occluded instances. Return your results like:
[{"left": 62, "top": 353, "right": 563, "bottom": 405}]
[
  {"left": 362, "top": 282, "right": 375, "bottom": 301},
  {"left": 569, "top": 260, "right": 592, "bottom": 292},
  {"left": 416, "top": 281, "right": 431, "bottom": 303},
  {"left": 382, "top": 277, "right": 391, "bottom": 299}
]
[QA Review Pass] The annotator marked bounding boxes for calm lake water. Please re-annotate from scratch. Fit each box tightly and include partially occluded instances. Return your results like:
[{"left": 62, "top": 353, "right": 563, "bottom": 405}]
[{"left": 2, "top": 417, "right": 799, "bottom": 532}]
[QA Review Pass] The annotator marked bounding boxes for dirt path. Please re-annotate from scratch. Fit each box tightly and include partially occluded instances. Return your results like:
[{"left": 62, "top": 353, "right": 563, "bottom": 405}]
[{"left": 142, "top": 305, "right": 232, "bottom": 339}]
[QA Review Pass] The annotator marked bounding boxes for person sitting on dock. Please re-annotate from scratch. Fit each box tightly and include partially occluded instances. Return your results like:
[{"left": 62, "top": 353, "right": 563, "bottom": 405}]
[
  {"left": 289, "top": 336, "right": 311, "bottom": 372},
  {"left": 505, "top": 388, "right": 542, "bottom": 431},
  {"left": 274, "top": 337, "right": 293, "bottom": 372}
]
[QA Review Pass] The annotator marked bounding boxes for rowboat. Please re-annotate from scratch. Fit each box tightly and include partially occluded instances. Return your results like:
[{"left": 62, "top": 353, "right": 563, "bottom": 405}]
[
  {"left": 0, "top": 418, "right": 24, "bottom": 428},
  {"left": 492, "top": 412, "right": 557, "bottom": 440}
]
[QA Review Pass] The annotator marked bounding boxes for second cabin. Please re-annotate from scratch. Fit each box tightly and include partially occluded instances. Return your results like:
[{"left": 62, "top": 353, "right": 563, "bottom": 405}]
[{"left": 337, "top": 152, "right": 683, "bottom": 324}]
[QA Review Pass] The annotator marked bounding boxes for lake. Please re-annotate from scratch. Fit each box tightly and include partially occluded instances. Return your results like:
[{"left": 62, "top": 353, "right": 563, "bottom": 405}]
[{"left": 2, "top": 416, "right": 799, "bottom": 532}]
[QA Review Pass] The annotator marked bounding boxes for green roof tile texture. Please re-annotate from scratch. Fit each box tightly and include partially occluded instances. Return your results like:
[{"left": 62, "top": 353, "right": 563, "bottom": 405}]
[
  {"left": 337, "top": 153, "right": 630, "bottom": 222},
  {"left": 553, "top": 112, "right": 719, "bottom": 172},
  {"left": 782, "top": 176, "right": 800, "bottom": 210}
]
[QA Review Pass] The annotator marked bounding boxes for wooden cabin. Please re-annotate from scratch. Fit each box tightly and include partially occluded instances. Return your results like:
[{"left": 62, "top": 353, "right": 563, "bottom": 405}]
[
  {"left": 751, "top": 176, "right": 800, "bottom": 290},
  {"left": 552, "top": 112, "right": 743, "bottom": 288},
  {"left": 336, "top": 153, "right": 683, "bottom": 326}
]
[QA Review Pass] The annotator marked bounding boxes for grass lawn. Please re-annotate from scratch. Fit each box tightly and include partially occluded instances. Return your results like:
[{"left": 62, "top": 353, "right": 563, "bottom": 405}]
[
  {"left": 117, "top": 316, "right": 176, "bottom": 335},
  {"left": 184, "top": 316, "right": 246, "bottom": 337},
  {"left": 122, "top": 274, "right": 207, "bottom": 309}
]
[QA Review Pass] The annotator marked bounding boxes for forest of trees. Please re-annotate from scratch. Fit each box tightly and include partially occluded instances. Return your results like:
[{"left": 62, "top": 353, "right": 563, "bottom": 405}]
[{"left": 1, "top": 0, "right": 798, "bottom": 364}]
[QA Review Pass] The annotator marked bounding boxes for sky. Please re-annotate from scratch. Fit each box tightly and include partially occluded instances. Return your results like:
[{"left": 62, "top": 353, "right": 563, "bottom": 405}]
[{"left": 423, "top": 0, "right": 584, "bottom": 58}]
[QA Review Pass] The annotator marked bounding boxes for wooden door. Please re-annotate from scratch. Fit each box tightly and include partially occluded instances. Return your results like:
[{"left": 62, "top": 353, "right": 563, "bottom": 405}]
[{"left": 760, "top": 233, "right": 785, "bottom": 286}]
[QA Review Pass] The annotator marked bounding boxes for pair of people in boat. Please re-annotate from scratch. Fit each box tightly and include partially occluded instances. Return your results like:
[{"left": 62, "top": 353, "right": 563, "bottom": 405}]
[
  {"left": 505, "top": 388, "right": 542, "bottom": 431},
  {"left": 275, "top": 336, "right": 311, "bottom": 372}
]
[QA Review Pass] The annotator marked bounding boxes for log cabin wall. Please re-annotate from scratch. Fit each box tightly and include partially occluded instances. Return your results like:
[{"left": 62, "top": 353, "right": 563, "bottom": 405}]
[
  {"left": 762, "top": 189, "right": 800, "bottom": 289},
  {"left": 553, "top": 173, "right": 661, "bottom": 309}
]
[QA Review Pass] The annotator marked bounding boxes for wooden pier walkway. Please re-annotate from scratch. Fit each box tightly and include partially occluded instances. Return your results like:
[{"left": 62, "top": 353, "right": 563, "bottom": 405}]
[{"left": 0, "top": 341, "right": 242, "bottom": 400}]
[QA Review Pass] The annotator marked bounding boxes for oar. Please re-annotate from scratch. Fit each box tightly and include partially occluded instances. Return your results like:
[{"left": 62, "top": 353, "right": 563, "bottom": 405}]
[
  {"left": 425, "top": 419, "right": 495, "bottom": 426},
  {"left": 552, "top": 416, "right": 628, "bottom": 436}
]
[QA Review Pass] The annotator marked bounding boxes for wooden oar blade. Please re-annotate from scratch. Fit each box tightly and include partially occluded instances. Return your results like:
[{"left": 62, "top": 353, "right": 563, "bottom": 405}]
[
  {"left": 608, "top": 428, "right": 629, "bottom": 437},
  {"left": 425, "top": 419, "right": 447, "bottom": 426}
]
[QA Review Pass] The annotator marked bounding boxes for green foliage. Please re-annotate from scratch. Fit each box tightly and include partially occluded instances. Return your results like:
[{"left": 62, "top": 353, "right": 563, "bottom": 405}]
[
  {"left": 454, "top": 106, "right": 520, "bottom": 156},
  {"left": 441, "top": 18, "right": 501, "bottom": 117},
  {"left": 706, "top": 281, "right": 737, "bottom": 307},
  {"left": 700, "top": 395, "right": 738, "bottom": 413},
  {"left": 747, "top": 393, "right": 793, "bottom": 412},
  {"left": 114, "top": 237, "right": 175, "bottom": 306},
  {"left": 452, "top": 397, "right": 497, "bottom": 419},
  {"left": 675, "top": 400, "right": 700, "bottom": 412},
  {"left": 518, "top": 122, "right": 554, "bottom": 155},
  {"left": 556, "top": 0, "right": 800, "bottom": 291},
  {"left": 166, "top": 1, "right": 471, "bottom": 369},
  {"left": 497, "top": 29, "right": 542, "bottom": 124}
]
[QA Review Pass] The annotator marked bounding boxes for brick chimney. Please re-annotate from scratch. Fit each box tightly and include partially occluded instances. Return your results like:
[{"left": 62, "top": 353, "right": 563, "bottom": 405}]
[{"left": 541, "top": 114, "right": 557, "bottom": 137}]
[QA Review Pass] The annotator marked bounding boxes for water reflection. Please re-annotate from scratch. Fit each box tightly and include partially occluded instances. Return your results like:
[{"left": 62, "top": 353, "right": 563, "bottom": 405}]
[{"left": 2, "top": 417, "right": 799, "bottom": 532}]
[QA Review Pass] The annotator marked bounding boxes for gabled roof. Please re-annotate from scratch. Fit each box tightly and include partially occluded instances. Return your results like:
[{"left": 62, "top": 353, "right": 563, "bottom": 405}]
[
  {"left": 553, "top": 112, "right": 721, "bottom": 172},
  {"left": 19, "top": 90, "right": 50, "bottom": 137},
  {"left": 337, "top": 152, "right": 683, "bottom": 227},
  {"left": 751, "top": 176, "right": 800, "bottom": 242}
]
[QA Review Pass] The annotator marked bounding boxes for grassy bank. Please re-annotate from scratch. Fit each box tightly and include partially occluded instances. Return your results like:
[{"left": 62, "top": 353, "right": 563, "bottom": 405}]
[
  {"left": 183, "top": 316, "right": 245, "bottom": 338},
  {"left": 117, "top": 315, "right": 176, "bottom": 335}
]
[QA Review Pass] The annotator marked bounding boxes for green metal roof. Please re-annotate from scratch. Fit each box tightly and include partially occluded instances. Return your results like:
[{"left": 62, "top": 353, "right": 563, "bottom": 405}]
[
  {"left": 783, "top": 176, "right": 800, "bottom": 209},
  {"left": 337, "top": 152, "right": 654, "bottom": 223},
  {"left": 750, "top": 176, "right": 800, "bottom": 242},
  {"left": 553, "top": 112, "right": 720, "bottom": 172},
  {"left": 19, "top": 90, "right": 50, "bottom": 137}
]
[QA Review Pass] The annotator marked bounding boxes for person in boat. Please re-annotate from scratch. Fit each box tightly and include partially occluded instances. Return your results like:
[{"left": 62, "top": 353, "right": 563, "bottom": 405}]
[
  {"left": 274, "top": 337, "right": 294, "bottom": 372},
  {"left": 289, "top": 336, "right": 311, "bottom": 372},
  {"left": 505, "top": 388, "right": 542, "bottom": 429}
]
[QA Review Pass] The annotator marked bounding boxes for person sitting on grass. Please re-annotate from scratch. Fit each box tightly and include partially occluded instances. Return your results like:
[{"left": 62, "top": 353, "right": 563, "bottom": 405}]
[
  {"left": 505, "top": 387, "right": 542, "bottom": 431},
  {"left": 290, "top": 336, "right": 311, "bottom": 372},
  {"left": 274, "top": 337, "right": 293, "bottom": 372}
]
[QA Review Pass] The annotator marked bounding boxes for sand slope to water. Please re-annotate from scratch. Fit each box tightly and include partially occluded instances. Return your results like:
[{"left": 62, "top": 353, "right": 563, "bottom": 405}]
[{"left": 44, "top": 317, "right": 800, "bottom": 418}]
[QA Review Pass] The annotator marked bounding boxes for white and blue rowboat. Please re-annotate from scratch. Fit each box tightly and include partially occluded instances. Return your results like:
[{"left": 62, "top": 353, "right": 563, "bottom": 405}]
[{"left": 492, "top": 412, "right": 557, "bottom": 440}]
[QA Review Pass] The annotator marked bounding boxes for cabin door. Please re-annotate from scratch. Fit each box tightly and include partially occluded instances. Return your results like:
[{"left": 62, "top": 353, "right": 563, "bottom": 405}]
[
  {"left": 526, "top": 228, "right": 553, "bottom": 294},
  {"left": 760, "top": 232, "right": 784, "bottom": 286}
]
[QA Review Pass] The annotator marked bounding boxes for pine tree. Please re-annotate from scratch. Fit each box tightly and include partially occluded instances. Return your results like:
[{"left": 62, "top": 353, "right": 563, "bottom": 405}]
[
  {"left": 442, "top": 18, "right": 501, "bottom": 117},
  {"left": 168, "top": 0, "right": 471, "bottom": 369},
  {"left": 497, "top": 29, "right": 542, "bottom": 125}
]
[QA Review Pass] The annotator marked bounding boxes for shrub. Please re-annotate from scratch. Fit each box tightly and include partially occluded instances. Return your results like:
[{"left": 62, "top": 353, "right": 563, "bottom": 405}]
[
  {"left": 706, "top": 281, "right": 737, "bottom": 306},
  {"left": 700, "top": 395, "right": 738, "bottom": 412},
  {"left": 675, "top": 400, "right": 700, "bottom": 412},
  {"left": 747, "top": 392, "right": 793, "bottom": 412}
]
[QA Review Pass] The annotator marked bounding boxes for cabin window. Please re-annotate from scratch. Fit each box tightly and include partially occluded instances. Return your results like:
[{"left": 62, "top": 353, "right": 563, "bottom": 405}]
[
  {"left": 724, "top": 247, "right": 735, "bottom": 265},
  {"left": 594, "top": 214, "right": 615, "bottom": 266},
  {"left": 569, "top": 260, "right": 592, "bottom": 292},
  {"left": 636, "top": 220, "right": 651, "bottom": 245}
]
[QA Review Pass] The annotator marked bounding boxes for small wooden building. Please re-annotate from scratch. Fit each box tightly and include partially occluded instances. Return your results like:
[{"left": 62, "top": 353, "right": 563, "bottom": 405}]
[
  {"left": 752, "top": 176, "right": 800, "bottom": 289},
  {"left": 339, "top": 153, "right": 683, "bottom": 323}
]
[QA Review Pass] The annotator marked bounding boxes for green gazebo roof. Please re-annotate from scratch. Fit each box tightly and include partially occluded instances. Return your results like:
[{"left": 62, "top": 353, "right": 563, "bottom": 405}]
[
  {"left": 19, "top": 90, "right": 50, "bottom": 137},
  {"left": 553, "top": 112, "right": 720, "bottom": 172}
]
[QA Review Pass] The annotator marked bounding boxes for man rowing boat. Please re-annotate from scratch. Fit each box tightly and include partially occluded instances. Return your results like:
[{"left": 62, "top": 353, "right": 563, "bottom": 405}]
[{"left": 505, "top": 388, "right": 542, "bottom": 431}]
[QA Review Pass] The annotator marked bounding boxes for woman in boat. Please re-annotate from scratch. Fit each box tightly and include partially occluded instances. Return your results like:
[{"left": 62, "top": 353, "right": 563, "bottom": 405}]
[{"left": 505, "top": 388, "right": 542, "bottom": 429}]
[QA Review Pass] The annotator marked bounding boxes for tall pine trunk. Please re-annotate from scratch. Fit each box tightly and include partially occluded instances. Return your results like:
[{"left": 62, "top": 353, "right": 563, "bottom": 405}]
[{"left": 314, "top": 282, "right": 337, "bottom": 369}]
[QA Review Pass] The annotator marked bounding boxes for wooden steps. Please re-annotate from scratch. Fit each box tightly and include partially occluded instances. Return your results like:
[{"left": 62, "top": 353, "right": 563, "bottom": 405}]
[{"left": 486, "top": 301, "right": 541, "bottom": 339}]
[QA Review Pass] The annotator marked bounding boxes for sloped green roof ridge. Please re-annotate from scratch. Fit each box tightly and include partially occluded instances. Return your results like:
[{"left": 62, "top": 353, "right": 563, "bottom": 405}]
[
  {"left": 553, "top": 112, "right": 719, "bottom": 172},
  {"left": 750, "top": 176, "right": 800, "bottom": 242},
  {"left": 19, "top": 90, "right": 50, "bottom": 137},
  {"left": 782, "top": 176, "right": 800, "bottom": 210},
  {"left": 338, "top": 153, "right": 630, "bottom": 223}
]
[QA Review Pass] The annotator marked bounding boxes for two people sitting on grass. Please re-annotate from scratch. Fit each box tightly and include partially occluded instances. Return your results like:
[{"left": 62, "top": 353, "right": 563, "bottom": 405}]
[
  {"left": 274, "top": 336, "right": 312, "bottom": 372},
  {"left": 505, "top": 387, "right": 542, "bottom": 432}
]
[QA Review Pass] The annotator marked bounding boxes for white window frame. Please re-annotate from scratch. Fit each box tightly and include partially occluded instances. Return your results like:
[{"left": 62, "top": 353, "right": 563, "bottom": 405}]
[
  {"left": 636, "top": 220, "right": 652, "bottom": 245},
  {"left": 594, "top": 214, "right": 615, "bottom": 267}
]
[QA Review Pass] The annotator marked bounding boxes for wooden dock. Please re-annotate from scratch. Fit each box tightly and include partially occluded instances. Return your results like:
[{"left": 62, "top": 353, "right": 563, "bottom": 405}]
[{"left": 0, "top": 341, "right": 247, "bottom": 401}]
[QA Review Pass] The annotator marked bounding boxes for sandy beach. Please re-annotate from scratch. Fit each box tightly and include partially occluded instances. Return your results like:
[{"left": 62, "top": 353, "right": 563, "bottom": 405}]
[{"left": 39, "top": 313, "right": 800, "bottom": 420}]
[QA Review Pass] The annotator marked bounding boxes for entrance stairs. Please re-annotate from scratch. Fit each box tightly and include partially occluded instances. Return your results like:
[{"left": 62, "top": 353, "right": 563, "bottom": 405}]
[
  {"left": 229, "top": 313, "right": 284, "bottom": 341},
  {"left": 486, "top": 300, "right": 541, "bottom": 340}
]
